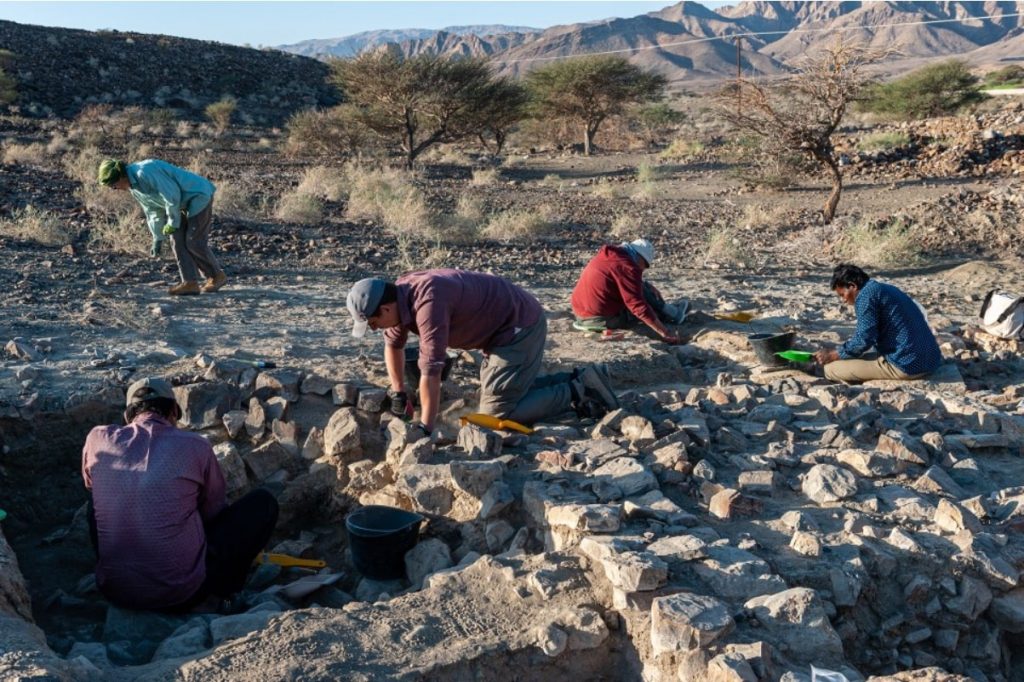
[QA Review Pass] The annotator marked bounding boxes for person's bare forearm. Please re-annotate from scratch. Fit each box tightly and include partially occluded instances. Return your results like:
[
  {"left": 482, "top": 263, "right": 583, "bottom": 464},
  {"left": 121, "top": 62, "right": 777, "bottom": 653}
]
[
  {"left": 385, "top": 345, "right": 405, "bottom": 392},
  {"left": 418, "top": 374, "right": 442, "bottom": 430}
]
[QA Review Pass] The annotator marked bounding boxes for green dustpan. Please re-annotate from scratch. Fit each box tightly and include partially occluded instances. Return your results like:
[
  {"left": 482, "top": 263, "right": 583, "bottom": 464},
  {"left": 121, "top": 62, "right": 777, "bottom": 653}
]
[
  {"left": 0, "top": 509, "right": 6, "bottom": 522},
  {"left": 775, "top": 350, "right": 813, "bottom": 362}
]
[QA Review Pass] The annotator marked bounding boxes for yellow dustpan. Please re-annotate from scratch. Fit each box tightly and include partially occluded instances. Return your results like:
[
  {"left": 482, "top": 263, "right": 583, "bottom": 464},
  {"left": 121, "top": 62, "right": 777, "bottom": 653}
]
[
  {"left": 460, "top": 413, "right": 534, "bottom": 435},
  {"left": 713, "top": 310, "right": 756, "bottom": 323}
]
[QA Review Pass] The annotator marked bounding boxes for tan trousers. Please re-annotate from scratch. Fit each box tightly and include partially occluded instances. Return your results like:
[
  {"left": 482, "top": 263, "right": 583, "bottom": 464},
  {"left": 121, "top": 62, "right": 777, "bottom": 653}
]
[
  {"left": 824, "top": 356, "right": 928, "bottom": 384},
  {"left": 170, "top": 203, "right": 222, "bottom": 283}
]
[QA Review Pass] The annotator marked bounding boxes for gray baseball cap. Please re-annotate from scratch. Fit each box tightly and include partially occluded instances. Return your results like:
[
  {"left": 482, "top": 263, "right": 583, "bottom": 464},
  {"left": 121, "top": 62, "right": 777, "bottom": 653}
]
[
  {"left": 346, "top": 278, "right": 387, "bottom": 338},
  {"left": 125, "top": 377, "right": 175, "bottom": 407}
]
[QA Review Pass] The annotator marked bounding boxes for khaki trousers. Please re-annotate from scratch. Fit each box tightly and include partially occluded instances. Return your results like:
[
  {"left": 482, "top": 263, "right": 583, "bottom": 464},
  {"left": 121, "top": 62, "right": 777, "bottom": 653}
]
[
  {"left": 478, "top": 317, "right": 574, "bottom": 424},
  {"left": 824, "top": 356, "right": 929, "bottom": 384},
  {"left": 170, "top": 203, "right": 222, "bottom": 283}
]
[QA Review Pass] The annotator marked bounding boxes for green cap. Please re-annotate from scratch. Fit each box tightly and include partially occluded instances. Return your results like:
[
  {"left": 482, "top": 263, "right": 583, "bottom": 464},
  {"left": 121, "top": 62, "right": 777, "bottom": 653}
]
[{"left": 97, "top": 159, "right": 125, "bottom": 186}]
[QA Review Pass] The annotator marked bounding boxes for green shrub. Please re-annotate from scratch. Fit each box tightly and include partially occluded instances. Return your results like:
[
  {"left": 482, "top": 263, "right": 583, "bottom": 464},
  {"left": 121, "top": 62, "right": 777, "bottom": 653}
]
[
  {"left": 836, "top": 218, "right": 921, "bottom": 268},
  {"left": 205, "top": 96, "right": 237, "bottom": 135},
  {"left": 482, "top": 206, "right": 555, "bottom": 242},
  {"left": 983, "top": 65, "right": 1024, "bottom": 88},
  {"left": 283, "top": 105, "right": 372, "bottom": 157},
  {"left": 856, "top": 131, "right": 911, "bottom": 152},
  {"left": 860, "top": 60, "right": 985, "bottom": 119}
]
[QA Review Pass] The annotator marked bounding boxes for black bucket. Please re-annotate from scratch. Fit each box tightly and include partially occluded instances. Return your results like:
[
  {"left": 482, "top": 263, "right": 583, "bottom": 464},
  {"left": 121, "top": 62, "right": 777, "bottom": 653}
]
[
  {"left": 747, "top": 331, "right": 796, "bottom": 367},
  {"left": 404, "top": 346, "right": 457, "bottom": 383},
  {"left": 345, "top": 505, "right": 424, "bottom": 580}
]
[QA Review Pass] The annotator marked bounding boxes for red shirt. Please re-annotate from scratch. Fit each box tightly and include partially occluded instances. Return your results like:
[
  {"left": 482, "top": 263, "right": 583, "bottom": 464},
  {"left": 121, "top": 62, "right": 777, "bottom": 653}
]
[
  {"left": 384, "top": 269, "right": 542, "bottom": 377},
  {"left": 571, "top": 245, "right": 658, "bottom": 328},
  {"left": 82, "top": 413, "right": 226, "bottom": 609}
]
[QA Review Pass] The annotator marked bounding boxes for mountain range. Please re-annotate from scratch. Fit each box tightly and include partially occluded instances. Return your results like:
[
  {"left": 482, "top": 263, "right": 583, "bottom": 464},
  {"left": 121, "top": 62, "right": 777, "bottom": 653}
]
[{"left": 277, "top": 1, "right": 1024, "bottom": 83}]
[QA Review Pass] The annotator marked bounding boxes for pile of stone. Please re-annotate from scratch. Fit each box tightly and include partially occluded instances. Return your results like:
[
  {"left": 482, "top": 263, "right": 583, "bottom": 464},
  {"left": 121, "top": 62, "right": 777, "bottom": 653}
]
[
  {"left": 839, "top": 106, "right": 1024, "bottom": 181},
  {"left": 3, "top": 342, "right": 1024, "bottom": 679}
]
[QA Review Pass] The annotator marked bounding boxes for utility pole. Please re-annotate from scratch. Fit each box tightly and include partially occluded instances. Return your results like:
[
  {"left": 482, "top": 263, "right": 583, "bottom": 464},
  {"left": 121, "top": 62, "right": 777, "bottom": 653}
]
[{"left": 735, "top": 36, "right": 743, "bottom": 117}]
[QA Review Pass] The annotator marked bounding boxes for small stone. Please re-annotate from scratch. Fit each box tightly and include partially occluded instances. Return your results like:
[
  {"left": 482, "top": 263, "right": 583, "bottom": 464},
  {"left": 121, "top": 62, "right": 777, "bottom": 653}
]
[
  {"left": 934, "top": 498, "right": 982, "bottom": 534},
  {"left": 357, "top": 388, "right": 387, "bottom": 413},
  {"left": 693, "top": 459, "right": 716, "bottom": 481},
  {"left": 300, "top": 373, "right": 335, "bottom": 395},
  {"left": 599, "top": 551, "right": 668, "bottom": 592},
  {"left": 271, "top": 419, "right": 299, "bottom": 456},
  {"left": 323, "top": 408, "right": 362, "bottom": 461},
  {"left": 301, "top": 426, "right": 324, "bottom": 461},
  {"left": 802, "top": 464, "right": 858, "bottom": 504},
  {"left": 710, "top": 488, "right": 762, "bottom": 520},
  {"left": 245, "top": 398, "right": 266, "bottom": 439},
  {"left": 332, "top": 383, "right": 359, "bottom": 406},
  {"left": 650, "top": 592, "right": 734, "bottom": 656},
  {"left": 404, "top": 538, "right": 453, "bottom": 589},
  {"left": 535, "top": 623, "right": 568, "bottom": 657},
  {"left": 222, "top": 410, "right": 247, "bottom": 439},
  {"left": 789, "top": 531, "right": 821, "bottom": 557},
  {"left": 457, "top": 424, "right": 502, "bottom": 458},
  {"left": 243, "top": 441, "right": 293, "bottom": 482}
]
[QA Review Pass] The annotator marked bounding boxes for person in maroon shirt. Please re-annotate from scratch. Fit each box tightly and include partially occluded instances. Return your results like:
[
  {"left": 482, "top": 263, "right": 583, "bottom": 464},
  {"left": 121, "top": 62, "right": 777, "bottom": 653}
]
[
  {"left": 82, "top": 377, "right": 278, "bottom": 611},
  {"left": 346, "top": 269, "right": 620, "bottom": 432},
  {"left": 571, "top": 238, "right": 686, "bottom": 343}
]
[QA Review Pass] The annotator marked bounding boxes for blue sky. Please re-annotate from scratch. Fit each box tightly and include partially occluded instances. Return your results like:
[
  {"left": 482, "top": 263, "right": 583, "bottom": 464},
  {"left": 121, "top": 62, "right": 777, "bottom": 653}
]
[{"left": 0, "top": 1, "right": 732, "bottom": 47}]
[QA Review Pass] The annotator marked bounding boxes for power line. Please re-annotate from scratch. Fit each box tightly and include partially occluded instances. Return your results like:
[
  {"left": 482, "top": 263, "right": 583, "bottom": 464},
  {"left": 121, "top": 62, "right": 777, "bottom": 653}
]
[{"left": 490, "top": 10, "right": 1024, "bottom": 65}]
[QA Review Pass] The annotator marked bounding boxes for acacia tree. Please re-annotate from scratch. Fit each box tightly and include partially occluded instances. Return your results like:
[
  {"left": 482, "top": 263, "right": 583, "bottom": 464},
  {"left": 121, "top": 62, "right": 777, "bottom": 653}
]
[
  {"left": 472, "top": 78, "right": 528, "bottom": 156},
  {"left": 526, "top": 55, "right": 667, "bottom": 155},
  {"left": 331, "top": 52, "right": 523, "bottom": 167},
  {"left": 717, "top": 43, "right": 887, "bottom": 222}
]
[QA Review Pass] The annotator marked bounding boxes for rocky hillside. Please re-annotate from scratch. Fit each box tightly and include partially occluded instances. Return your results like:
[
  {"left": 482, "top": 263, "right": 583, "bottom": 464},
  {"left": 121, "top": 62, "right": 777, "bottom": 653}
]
[{"left": 0, "top": 20, "right": 338, "bottom": 124}]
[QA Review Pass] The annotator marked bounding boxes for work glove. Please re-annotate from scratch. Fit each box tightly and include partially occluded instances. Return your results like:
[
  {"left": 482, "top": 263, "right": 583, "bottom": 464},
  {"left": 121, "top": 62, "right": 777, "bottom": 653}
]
[
  {"left": 386, "top": 389, "right": 415, "bottom": 420},
  {"left": 161, "top": 223, "right": 176, "bottom": 236},
  {"left": 150, "top": 238, "right": 164, "bottom": 258}
]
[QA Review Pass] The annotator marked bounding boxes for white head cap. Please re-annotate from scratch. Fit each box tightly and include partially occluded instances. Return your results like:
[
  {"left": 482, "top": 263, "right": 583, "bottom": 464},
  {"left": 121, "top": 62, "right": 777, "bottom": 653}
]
[{"left": 621, "top": 238, "right": 654, "bottom": 267}]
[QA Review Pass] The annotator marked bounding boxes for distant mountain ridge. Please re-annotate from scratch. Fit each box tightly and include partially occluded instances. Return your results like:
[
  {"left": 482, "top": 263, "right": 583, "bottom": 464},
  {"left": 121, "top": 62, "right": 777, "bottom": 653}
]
[
  {"left": 277, "top": 1, "right": 1024, "bottom": 83},
  {"left": 278, "top": 24, "right": 540, "bottom": 58}
]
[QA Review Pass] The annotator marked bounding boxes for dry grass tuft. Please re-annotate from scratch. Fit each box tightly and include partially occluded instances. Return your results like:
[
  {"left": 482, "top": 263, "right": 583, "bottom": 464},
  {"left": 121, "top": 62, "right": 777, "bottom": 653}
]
[
  {"left": 89, "top": 212, "right": 146, "bottom": 255},
  {"left": 481, "top": 205, "right": 555, "bottom": 242},
  {"left": 856, "top": 131, "right": 912, "bottom": 152},
  {"left": 836, "top": 218, "right": 921, "bottom": 268},
  {"left": 346, "top": 167, "right": 433, "bottom": 237},
  {"left": 297, "top": 165, "right": 348, "bottom": 202},
  {"left": 436, "top": 193, "right": 485, "bottom": 243},
  {"left": 592, "top": 181, "right": 619, "bottom": 199},
  {"left": 703, "top": 225, "right": 750, "bottom": 267},
  {"left": 3, "top": 142, "right": 50, "bottom": 166},
  {"left": 470, "top": 168, "right": 500, "bottom": 186},
  {"left": 659, "top": 138, "right": 705, "bottom": 161},
  {"left": 275, "top": 192, "right": 324, "bottom": 224},
  {"left": 636, "top": 162, "right": 665, "bottom": 183},
  {"left": 609, "top": 212, "right": 641, "bottom": 239},
  {"left": 0, "top": 206, "right": 75, "bottom": 246},
  {"left": 216, "top": 181, "right": 260, "bottom": 220}
]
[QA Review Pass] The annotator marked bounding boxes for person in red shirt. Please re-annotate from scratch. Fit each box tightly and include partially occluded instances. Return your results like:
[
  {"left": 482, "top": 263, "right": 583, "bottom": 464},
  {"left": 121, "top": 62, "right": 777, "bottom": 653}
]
[
  {"left": 571, "top": 238, "right": 687, "bottom": 343},
  {"left": 82, "top": 377, "right": 278, "bottom": 611}
]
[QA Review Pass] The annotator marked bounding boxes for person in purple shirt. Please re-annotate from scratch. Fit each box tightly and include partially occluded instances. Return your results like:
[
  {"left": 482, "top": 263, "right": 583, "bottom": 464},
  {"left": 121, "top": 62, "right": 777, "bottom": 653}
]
[
  {"left": 346, "top": 269, "right": 620, "bottom": 433},
  {"left": 82, "top": 377, "right": 278, "bottom": 611}
]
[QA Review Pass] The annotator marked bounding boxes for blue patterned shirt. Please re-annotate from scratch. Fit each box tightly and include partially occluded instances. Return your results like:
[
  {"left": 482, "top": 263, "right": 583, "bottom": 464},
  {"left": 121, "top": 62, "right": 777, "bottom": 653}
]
[{"left": 840, "top": 279, "right": 942, "bottom": 375}]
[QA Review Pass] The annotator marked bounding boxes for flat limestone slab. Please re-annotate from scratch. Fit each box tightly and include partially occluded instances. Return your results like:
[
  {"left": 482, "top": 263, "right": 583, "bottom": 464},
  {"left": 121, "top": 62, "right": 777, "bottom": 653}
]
[{"left": 116, "top": 554, "right": 611, "bottom": 682}]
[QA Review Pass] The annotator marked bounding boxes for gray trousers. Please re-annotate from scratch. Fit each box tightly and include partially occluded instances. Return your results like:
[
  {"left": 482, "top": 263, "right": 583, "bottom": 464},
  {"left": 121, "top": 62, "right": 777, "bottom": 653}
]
[
  {"left": 478, "top": 316, "right": 575, "bottom": 425},
  {"left": 170, "top": 203, "right": 222, "bottom": 283}
]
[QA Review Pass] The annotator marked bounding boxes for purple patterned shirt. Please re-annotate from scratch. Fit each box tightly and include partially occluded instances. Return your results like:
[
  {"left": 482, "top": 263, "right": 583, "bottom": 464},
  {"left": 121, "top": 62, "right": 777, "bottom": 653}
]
[{"left": 82, "top": 413, "right": 226, "bottom": 609}]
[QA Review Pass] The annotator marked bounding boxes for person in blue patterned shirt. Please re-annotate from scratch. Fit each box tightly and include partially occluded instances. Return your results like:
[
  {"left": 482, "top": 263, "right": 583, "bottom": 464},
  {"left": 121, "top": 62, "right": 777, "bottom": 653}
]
[{"left": 814, "top": 264, "right": 942, "bottom": 384}]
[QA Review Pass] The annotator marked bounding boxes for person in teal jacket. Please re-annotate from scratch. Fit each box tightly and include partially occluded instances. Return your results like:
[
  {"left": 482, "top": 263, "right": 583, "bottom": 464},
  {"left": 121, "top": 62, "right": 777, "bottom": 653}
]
[{"left": 98, "top": 159, "right": 227, "bottom": 295}]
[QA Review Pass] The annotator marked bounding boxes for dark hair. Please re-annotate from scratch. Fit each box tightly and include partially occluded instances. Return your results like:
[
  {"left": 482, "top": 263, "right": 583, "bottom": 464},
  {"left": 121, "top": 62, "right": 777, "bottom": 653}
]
[
  {"left": 125, "top": 397, "right": 179, "bottom": 423},
  {"left": 830, "top": 264, "right": 870, "bottom": 290},
  {"left": 371, "top": 282, "right": 398, "bottom": 317}
]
